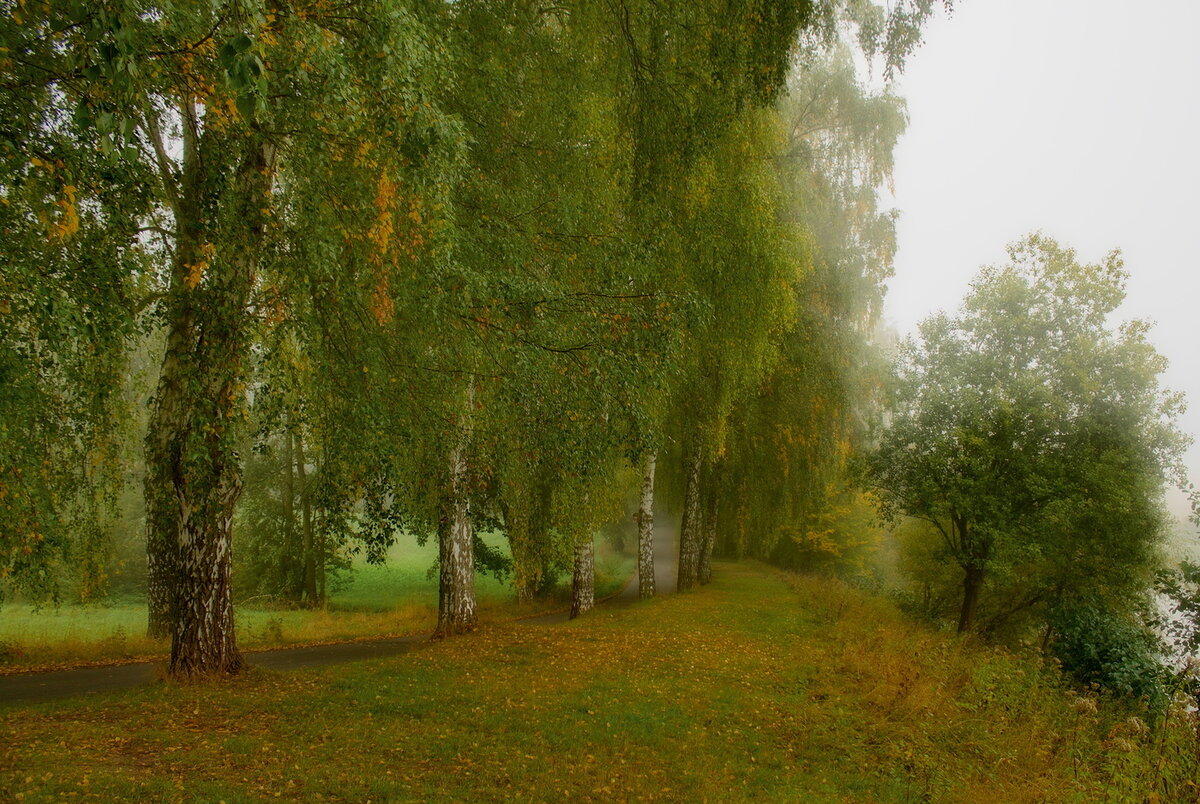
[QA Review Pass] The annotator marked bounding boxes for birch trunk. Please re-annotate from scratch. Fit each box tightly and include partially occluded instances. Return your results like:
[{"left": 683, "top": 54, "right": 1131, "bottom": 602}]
[
  {"left": 297, "top": 433, "right": 318, "bottom": 607},
  {"left": 167, "top": 313, "right": 249, "bottom": 676},
  {"left": 435, "top": 394, "right": 476, "bottom": 637},
  {"left": 144, "top": 312, "right": 187, "bottom": 639},
  {"left": 698, "top": 492, "right": 717, "bottom": 586},
  {"left": 169, "top": 473, "right": 243, "bottom": 676},
  {"left": 163, "top": 131, "right": 275, "bottom": 677},
  {"left": 570, "top": 536, "right": 594, "bottom": 619},
  {"left": 636, "top": 452, "right": 656, "bottom": 600},
  {"left": 282, "top": 429, "right": 297, "bottom": 597},
  {"left": 676, "top": 446, "right": 703, "bottom": 592},
  {"left": 143, "top": 105, "right": 204, "bottom": 640}
]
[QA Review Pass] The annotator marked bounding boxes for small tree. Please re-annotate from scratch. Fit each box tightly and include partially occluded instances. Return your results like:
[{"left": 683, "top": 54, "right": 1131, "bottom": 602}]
[{"left": 865, "top": 235, "right": 1188, "bottom": 633}]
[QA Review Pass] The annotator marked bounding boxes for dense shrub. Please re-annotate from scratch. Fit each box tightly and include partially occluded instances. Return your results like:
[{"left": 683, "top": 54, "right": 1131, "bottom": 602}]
[{"left": 1049, "top": 599, "right": 1168, "bottom": 712}]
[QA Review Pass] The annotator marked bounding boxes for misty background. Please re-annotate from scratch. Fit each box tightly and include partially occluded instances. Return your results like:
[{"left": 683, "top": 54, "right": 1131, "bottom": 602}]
[{"left": 883, "top": 0, "right": 1200, "bottom": 526}]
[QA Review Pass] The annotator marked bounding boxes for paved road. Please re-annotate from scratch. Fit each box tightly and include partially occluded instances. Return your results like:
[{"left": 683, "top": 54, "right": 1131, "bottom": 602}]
[
  {"left": 0, "top": 662, "right": 161, "bottom": 706},
  {"left": 0, "top": 636, "right": 430, "bottom": 706},
  {"left": 0, "top": 517, "right": 679, "bottom": 707}
]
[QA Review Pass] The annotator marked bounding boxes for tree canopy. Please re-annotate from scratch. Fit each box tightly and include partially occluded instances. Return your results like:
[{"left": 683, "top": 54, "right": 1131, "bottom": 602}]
[{"left": 865, "top": 235, "right": 1189, "bottom": 635}]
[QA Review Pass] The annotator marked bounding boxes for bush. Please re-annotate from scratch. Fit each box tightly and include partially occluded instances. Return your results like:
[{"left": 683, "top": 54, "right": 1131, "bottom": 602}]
[{"left": 1049, "top": 599, "right": 1167, "bottom": 712}]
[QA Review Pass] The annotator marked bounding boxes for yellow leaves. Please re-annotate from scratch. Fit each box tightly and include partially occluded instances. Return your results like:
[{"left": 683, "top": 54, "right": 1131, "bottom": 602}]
[
  {"left": 184, "top": 261, "right": 204, "bottom": 290},
  {"left": 205, "top": 96, "right": 241, "bottom": 131},
  {"left": 370, "top": 276, "right": 394, "bottom": 325},
  {"left": 183, "top": 243, "right": 215, "bottom": 290},
  {"left": 369, "top": 172, "right": 395, "bottom": 251},
  {"left": 178, "top": 54, "right": 220, "bottom": 104},
  {"left": 835, "top": 437, "right": 853, "bottom": 461},
  {"left": 48, "top": 185, "right": 78, "bottom": 240},
  {"left": 27, "top": 160, "right": 81, "bottom": 240},
  {"left": 263, "top": 296, "right": 287, "bottom": 327},
  {"left": 367, "top": 172, "right": 399, "bottom": 324},
  {"left": 356, "top": 140, "right": 375, "bottom": 166}
]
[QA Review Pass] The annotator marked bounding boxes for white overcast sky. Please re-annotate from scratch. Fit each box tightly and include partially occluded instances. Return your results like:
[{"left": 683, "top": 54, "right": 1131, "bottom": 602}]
[{"left": 882, "top": 0, "right": 1200, "bottom": 521}]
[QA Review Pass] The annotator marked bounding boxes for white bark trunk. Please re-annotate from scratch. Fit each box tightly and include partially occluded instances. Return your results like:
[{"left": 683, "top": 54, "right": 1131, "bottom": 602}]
[
  {"left": 677, "top": 446, "right": 703, "bottom": 592},
  {"left": 436, "top": 389, "right": 477, "bottom": 637},
  {"left": 570, "top": 536, "right": 594, "bottom": 619},
  {"left": 637, "top": 452, "right": 656, "bottom": 600}
]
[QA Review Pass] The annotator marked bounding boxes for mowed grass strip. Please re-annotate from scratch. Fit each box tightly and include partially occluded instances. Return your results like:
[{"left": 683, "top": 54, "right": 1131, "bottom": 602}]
[{"left": 2, "top": 562, "right": 1190, "bottom": 803}]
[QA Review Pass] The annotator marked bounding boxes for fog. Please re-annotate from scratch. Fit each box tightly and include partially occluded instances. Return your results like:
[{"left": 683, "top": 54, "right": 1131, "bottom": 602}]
[{"left": 884, "top": 0, "right": 1200, "bottom": 522}]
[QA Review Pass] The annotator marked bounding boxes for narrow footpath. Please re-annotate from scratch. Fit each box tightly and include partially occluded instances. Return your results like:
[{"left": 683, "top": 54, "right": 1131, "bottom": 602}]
[{"left": 0, "top": 522, "right": 678, "bottom": 706}]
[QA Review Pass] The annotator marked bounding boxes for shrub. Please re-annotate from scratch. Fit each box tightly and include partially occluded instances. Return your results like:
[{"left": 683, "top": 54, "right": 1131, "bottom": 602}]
[{"left": 1049, "top": 599, "right": 1167, "bottom": 712}]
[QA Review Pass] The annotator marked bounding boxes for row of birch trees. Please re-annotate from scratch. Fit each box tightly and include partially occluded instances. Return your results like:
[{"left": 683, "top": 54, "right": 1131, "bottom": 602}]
[{"left": 0, "top": 0, "right": 939, "bottom": 676}]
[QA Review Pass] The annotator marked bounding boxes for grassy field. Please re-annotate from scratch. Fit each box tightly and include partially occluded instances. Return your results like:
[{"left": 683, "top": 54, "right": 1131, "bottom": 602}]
[
  {"left": 3, "top": 561, "right": 1196, "bottom": 802},
  {"left": 0, "top": 535, "right": 633, "bottom": 670}
]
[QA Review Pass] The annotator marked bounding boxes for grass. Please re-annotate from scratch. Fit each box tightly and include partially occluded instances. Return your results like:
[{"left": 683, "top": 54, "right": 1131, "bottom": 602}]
[
  {"left": 0, "top": 535, "right": 633, "bottom": 670},
  {"left": 3, "top": 561, "right": 1196, "bottom": 802}
]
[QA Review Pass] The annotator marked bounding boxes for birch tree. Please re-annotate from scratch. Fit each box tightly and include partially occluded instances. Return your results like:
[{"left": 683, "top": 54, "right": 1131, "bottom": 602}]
[{"left": 12, "top": 0, "right": 461, "bottom": 674}]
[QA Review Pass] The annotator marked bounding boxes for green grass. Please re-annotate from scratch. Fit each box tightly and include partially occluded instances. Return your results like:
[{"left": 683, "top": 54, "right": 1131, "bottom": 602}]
[
  {"left": 3, "top": 561, "right": 1195, "bottom": 802},
  {"left": 328, "top": 533, "right": 518, "bottom": 611},
  {"left": 0, "top": 535, "right": 633, "bottom": 669}
]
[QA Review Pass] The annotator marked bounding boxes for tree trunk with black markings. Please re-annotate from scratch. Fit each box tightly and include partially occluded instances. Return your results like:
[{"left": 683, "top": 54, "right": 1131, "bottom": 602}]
[
  {"left": 435, "top": 389, "right": 477, "bottom": 637},
  {"left": 570, "top": 536, "right": 595, "bottom": 619},
  {"left": 677, "top": 445, "right": 703, "bottom": 592},
  {"left": 636, "top": 452, "right": 656, "bottom": 600}
]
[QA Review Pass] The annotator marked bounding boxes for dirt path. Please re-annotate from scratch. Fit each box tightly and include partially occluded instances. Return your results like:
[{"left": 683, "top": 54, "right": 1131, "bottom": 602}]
[
  {"left": 517, "top": 514, "right": 678, "bottom": 625},
  {"left": 0, "top": 519, "right": 678, "bottom": 706},
  {"left": 622, "top": 515, "right": 679, "bottom": 600}
]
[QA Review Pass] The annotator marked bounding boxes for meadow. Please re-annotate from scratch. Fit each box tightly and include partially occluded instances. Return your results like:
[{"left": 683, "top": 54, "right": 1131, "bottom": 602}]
[{"left": 0, "top": 535, "right": 633, "bottom": 670}]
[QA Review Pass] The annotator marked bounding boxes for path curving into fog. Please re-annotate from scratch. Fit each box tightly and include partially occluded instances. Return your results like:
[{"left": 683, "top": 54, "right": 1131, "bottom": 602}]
[{"left": 617, "top": 513, "right": 678, "bottom": 602}]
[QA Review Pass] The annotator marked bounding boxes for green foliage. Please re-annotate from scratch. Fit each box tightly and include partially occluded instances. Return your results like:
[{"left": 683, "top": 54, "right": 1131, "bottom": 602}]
[
  {"left": 889, "top": 516, "right": 972, "bottom": 620},
  {"left": 717, "top": 46, "right": 905, "bottom": 563},
  {"left": 774, "top": 485, "right": 887, "bottom": 579},
  {"left": 866, "top": 235, "right": 1189, "bottom": 636},
  {"left": 0, "top": 26, "right": 152, "bottom": 600},
  {"left": 234, "top": 441, "right": 351, "bottom": 603},
  {"left": 1049, "top": 599, "right": 1169, "bottom": 713},
  {"left": 0, "top": 0, "right": 956, "bottom": 674},
  {"left": 442, "top": 0, "right": 675, "bottom": 578}
]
